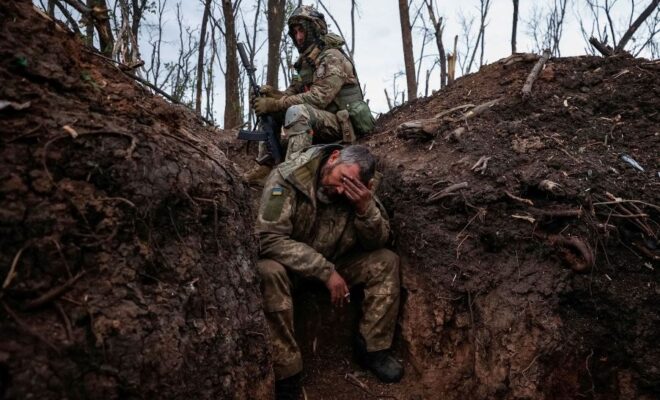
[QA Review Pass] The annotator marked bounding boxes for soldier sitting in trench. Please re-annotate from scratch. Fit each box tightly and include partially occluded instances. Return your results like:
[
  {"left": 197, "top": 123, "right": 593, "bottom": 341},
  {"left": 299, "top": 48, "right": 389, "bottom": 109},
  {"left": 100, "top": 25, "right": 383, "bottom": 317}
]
[
  {"left": 245, "top": 5, "right": 374, "bottom": 184},
  {"left": 256, "top": 144, "right": 403, "bottom": 399}
]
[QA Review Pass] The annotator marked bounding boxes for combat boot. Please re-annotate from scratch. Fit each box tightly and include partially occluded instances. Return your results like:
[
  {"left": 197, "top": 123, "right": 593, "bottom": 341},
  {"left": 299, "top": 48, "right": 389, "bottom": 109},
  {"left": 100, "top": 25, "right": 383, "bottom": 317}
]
[
  {"left": 275, "top": 373, "right": 301, "bottom": 400},
  {"left": 354, "top": 335, "right": 403, "bottom": 383},
  {"left": 242, "top": 163, "right": 272, "bottom": 185}
]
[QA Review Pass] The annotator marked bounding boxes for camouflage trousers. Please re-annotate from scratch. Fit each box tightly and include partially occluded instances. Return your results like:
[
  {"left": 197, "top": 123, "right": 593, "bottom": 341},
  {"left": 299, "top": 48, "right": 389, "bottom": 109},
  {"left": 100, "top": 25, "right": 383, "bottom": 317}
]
[
  {"left": 257, "top": 248, "right": 400, "bottom": 380},
  {"left": 257, "top": 104, "right": 342, "bottom": 161}
]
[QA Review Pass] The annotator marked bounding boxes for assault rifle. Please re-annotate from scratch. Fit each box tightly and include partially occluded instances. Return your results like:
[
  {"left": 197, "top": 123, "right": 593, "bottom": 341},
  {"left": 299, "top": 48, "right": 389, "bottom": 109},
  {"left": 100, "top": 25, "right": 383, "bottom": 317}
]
[{"left": 237, "top": 42, "right": 283, "bottom": 165}]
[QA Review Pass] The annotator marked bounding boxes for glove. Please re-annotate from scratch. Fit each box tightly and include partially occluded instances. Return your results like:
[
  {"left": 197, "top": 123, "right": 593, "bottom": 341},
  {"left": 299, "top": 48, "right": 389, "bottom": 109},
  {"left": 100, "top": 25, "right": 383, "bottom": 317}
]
[
  {"left": 259, "top": 85, "right": 283, "bottom": 99},
  {"left": 253, "top": 97, "right": 283, "bottom": 115}
]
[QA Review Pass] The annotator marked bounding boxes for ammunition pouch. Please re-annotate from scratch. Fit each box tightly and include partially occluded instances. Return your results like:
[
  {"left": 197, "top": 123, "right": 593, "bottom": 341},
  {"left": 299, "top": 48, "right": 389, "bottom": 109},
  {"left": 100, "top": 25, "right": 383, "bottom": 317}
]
[
  {"left": 333, "top": 84, "right": 376, "bottom": 136},
  {"left": 336, "top": 110, "right": 356, "bottom": 144}
]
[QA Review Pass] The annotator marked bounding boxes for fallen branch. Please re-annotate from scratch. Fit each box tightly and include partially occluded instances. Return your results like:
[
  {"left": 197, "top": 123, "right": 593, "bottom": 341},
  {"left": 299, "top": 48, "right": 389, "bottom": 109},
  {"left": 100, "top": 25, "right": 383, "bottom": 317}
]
[
  {"left": 505, "top": 190, "right": 534, "bottom": 206},
  {"left": 598, "top": 193, "right": 657, "bottom": 238},
  {"left": 522, "top": 49, "right": 551, "bottom": 99},
  {"left": 471, "top": 156, "right": 491, "bottom": 175},
  {"left": 427, "top": 182, "right": 469, "bottom": 203},
  {"left": 399, "top": 99, "right": 500, "bottom": 141},
  {"left": 3, "top": 243, "right": 31, "bottom": 289},
  {"left": 614, "top": 0, "right": 660, "bottom": 53},
  {"left": 432, "top": 103, "right": 476, "bottom": 120},
  {"left": 593, "top": 199, "right": 660, "bottom": 212},
  {"left": 632, "top": 242, "right": 660, "bottom": 261},
  {"left": 23, "top": 271, "right": 87, "bottom": 310},
  {"left": 597, "top": 212, "right": 648, "bottom": 219},
  {"left": 397, "top": 103, "right": 475, "bottom": 140},
  {"left": 589, "top": 37, "right": 614, "bottom": 56},
  {"left": 462, "top": 98, "right": 501, "bottom": 119},
  {"left": 445, "top": 98, "right": 502, "bottom": 141},
  {"left": 498, "top": 52, "right": 540, "bottom": 67},
  {"left": 512, "top": 214, "right": 536, "bottom": 223},
  {"left": 544, "top": 234, "right": 594, "bottom": 273},
  {"left": 529, "top": 207, "right": 583, "bottom": 218}
]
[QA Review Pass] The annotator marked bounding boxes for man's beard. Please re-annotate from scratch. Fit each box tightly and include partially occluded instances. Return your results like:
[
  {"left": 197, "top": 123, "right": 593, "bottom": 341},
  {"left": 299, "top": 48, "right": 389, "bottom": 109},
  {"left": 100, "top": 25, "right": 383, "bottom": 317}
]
[
  {"left": 316, "top": 185, "right": 338, "bottom": 204},
  {"left": 316, "top": 163, "right": 340, "bottom": 204}
]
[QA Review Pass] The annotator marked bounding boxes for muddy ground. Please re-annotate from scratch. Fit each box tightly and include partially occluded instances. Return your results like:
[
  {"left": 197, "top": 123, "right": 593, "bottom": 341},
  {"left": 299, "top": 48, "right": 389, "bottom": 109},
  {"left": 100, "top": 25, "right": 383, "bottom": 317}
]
[{"left": 1, "top": 1, "right": 659, "bottom": 400}]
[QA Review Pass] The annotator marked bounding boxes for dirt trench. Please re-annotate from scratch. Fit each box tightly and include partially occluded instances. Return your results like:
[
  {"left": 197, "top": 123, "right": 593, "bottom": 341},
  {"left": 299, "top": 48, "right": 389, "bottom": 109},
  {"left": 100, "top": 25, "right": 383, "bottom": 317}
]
[
  {"left": 228, "top": 54, "right": 659, "bottom": 400},
  {"left": 2, "top": 1, "right": 659, "bottom": 400},
  {"left": 0, "top": 2, "right": 271, "bottom": 399}
]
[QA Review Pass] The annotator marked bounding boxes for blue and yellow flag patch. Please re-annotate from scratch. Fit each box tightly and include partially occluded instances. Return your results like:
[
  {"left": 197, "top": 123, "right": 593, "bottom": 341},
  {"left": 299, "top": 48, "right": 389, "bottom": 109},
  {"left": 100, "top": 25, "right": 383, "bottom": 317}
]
[
  {"left": 263, "top": 185, "right": 287, "bottom": 221},
  {"left": 272, "top": 186, "right": 284, "bottom": 196}
]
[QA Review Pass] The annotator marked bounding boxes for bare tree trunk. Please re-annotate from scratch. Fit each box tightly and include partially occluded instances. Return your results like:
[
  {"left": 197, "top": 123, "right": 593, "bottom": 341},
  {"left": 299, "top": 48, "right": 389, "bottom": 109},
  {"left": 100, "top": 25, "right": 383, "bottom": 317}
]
[
  {"left": 318, "top": 1, "right": 353, "bottom": 55},
  {"left": 195, "top": 0, "right": 212, "bottom": 114},
  {"left": 398, "top": 0, "right": 417, "bottom": 101},
  {"left": 615, "top": 0, "right": 660, "bottom": 53},
  {"left": 350, "top": 0, "right": 356, "bottom": 59},
  {"left": 511, "top": 0, "right": 519, "bottom": 53},
  {"left": 447, "top": 35, "right": 457, "bottom": 85},
  {"left": 49, "top": 0, "right": 82, "bottom": 35},
  {"left": 47, "top": 0, "right": 55, "bottom": 17},
  {"left": 69, "top": 0, "right": 113, "bottom": 55},
  {"left": 85, "top": 0, "right": 95, "bottom": 46},
  {"left": 91, "top": 0, "right": 114, "bottom": 55},
  {"left": 266, "top": 0, "right": 286, "bottom": 87},
  {"left": 466, "top": 0, "right": 491, "bottom": 73},
  {"left": 222, "top": 0, "right": 242, "bottom": 128},
  {"left": 384, "top": 89, "right": 393, "bottom": 111},
  {"left": 145, "top": 0, "right": 167, "bottom": 88},
  {"left": 425, "top": 0, "right": 447, "bottom": 88}
]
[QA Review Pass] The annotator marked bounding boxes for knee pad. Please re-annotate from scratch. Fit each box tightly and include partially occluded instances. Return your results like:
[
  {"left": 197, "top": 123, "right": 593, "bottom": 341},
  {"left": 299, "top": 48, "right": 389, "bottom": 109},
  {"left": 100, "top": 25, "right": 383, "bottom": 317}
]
[{"left": 284, "top": 104, "right": 311, "bottom": 129}]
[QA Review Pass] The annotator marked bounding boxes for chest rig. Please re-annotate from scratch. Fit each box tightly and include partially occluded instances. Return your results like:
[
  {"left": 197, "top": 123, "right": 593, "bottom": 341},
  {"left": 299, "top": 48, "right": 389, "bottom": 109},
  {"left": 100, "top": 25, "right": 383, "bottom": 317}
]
[{"left": 293, "top": 44, "right": 363, "bottom": 113}]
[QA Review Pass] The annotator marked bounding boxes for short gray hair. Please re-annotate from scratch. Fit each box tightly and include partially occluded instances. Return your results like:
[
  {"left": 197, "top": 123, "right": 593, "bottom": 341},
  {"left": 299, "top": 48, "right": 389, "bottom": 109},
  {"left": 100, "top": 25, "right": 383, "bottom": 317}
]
[{"left": 338, "top": 145, "right": 376, "bottom": 184}]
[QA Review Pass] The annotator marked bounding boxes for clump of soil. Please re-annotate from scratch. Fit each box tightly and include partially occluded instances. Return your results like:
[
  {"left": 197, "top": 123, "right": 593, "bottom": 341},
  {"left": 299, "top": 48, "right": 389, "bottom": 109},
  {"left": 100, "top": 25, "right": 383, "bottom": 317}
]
[
  {"left": 369, "top": 55, "right": 659, "bottom": 399},
  {"left": 0, "top": 2, "right": 271, "bottom": 399}
]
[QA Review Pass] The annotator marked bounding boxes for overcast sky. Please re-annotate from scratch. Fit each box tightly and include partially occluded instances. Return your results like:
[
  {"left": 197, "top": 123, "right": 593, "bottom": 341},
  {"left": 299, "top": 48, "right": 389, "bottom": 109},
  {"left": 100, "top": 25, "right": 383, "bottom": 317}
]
[{"left": 140, "top": 0, "right": 653, "bottom": 124}]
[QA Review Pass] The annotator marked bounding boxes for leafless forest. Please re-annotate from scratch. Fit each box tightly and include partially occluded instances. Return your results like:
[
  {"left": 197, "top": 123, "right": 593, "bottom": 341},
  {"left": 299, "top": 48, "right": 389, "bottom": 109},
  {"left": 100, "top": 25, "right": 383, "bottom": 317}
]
[
  {"left": 3, "top": 1, "right": 660, "bottom": 398},
  {"left": 37, "top": 0, "right": 659, "bottom": 126}
]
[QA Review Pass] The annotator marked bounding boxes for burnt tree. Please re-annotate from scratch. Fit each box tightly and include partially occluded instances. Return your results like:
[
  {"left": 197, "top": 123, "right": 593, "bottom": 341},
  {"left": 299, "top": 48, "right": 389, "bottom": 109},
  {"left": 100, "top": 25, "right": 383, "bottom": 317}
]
[
  {"left": 222, "top": 0, "right": 242, "bottom": 129},
  {"left": 512, "top": 0, "right": 519, "bottom": 53},
  {"left": 398, "top": 0, "right": 417, "bottom": 101},
  {"left": 195, "top": 0, "right": 212, "bottom": 114},
  {"left": 266, "top": 0, "right": 286, "bottom": 88}
]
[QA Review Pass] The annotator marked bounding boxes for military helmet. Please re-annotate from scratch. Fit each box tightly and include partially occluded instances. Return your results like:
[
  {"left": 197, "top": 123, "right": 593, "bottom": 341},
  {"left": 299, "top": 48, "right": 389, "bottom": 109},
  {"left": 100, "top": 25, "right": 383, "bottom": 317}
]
[{"left": 287, "top": 5, "right": 327, "bottom": 50}]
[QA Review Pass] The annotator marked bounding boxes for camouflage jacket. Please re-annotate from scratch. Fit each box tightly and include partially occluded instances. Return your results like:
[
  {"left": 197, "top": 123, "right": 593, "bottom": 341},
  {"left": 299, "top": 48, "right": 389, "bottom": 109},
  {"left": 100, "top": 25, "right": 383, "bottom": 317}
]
[
  {"left": 280, "top": 34, "right": 360, "bottom": 112},
  {"left": 256, "top": 145, "right": 390, "bottom": 282}
]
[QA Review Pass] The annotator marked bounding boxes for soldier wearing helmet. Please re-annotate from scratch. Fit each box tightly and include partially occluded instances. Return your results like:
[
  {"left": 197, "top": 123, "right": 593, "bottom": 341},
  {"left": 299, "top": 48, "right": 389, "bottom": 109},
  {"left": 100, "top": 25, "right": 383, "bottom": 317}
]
[{"left": 245, "top": 4, "right": 375, "bottom": 184}]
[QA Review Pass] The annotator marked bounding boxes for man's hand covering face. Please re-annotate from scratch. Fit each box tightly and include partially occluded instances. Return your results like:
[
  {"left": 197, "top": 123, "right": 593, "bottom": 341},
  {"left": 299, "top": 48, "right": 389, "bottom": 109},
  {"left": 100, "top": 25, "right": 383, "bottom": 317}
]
[{"left": 341, "top": 175, "right": 373, "bottom": 215}]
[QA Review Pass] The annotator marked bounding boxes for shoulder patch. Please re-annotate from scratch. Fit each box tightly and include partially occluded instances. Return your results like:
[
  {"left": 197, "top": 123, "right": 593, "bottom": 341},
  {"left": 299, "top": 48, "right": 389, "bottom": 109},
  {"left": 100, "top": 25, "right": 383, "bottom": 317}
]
[
  {"left": 315, "top": 64, "right": 326, "bottom": 79},
  {"left": 263, "top": 185, "right": 288, "bottom": 221}
]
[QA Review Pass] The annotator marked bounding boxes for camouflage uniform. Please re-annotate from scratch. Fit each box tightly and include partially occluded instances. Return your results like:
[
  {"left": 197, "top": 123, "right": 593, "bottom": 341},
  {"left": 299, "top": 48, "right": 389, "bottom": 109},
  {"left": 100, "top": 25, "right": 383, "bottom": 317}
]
[
  {"left": 256, "top": 145, "right": 400, "bottom": 379},
  {"left": 257, "top": 6, "right": 364, "bottom": 162}
]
